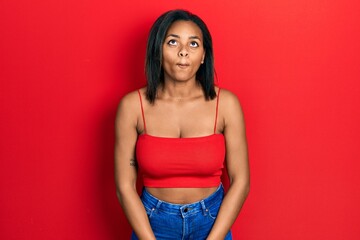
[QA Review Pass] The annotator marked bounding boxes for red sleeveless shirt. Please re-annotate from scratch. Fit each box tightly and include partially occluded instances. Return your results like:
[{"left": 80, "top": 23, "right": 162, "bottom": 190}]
[{"left": 135, "top": 89, "right": 225, "bottom": 187}]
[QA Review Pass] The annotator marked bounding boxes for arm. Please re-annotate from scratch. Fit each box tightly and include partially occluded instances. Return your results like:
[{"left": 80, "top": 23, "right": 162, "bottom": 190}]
[
  {"left": 207, "top": 90, "right": 250, "bottom": 240},
  {"left": 114, "top": 91, "right": 156, "bottom": 240}
]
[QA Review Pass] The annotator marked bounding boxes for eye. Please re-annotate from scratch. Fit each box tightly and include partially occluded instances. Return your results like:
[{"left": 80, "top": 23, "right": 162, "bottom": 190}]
[
  {"left": 190, "top": 41, "right": 199, "bottom": 47},
  {"left": 167, "top": 39, "right": 178, "bottom": 46}
]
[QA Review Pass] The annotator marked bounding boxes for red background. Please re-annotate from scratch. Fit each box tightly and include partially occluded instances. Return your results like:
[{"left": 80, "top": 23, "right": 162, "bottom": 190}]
[{"left": 1, "top": 0, "right": 360, "bottom": 239}]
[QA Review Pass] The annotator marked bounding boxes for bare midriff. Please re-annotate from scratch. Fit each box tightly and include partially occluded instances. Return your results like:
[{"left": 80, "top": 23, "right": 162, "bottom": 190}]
[{"left": 145, "top": 187, "right": 218, "bottom": 204}]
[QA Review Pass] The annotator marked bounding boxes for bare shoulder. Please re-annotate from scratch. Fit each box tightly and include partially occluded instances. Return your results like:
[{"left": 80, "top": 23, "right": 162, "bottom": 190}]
[
  {"left": 116, "top": 87, "right": 146, "bottom": 124},
  {"left": 218, "top": 88, "right": 243, "bottom": 113},
  {"left": 217, "top": 88, "right": 246, "bottom": 134},
  {"left": 117, "top": 87, "right": 146, "bottom": 111}
]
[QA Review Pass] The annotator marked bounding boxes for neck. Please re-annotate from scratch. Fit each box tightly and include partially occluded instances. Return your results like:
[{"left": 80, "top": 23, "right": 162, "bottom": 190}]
[{"left": 160, "top": 80, "right": 202, "bottom": 100}]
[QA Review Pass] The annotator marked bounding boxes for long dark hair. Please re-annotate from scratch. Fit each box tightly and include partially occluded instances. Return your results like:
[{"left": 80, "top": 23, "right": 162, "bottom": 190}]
[{"left": 145, "top": 9, "right": 216, "bottom": 103}]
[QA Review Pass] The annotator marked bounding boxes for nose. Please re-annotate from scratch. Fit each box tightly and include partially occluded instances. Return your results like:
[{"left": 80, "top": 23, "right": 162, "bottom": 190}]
[{"left": 178, "top": 46, "right": 189, "bottom": 57}]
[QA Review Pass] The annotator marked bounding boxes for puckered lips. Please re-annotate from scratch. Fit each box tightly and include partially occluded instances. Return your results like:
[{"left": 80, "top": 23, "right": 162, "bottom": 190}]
[{"left": 176, "top": 62, "right": 190, "bottom": 69}]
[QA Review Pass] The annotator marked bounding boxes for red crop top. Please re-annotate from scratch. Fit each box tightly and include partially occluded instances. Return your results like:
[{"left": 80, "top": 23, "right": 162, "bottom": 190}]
[{"left": 135, "top": 88, "right": 226, "bottom": 187}]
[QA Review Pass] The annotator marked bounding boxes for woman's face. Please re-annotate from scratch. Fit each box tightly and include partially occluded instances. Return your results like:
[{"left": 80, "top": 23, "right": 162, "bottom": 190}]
[{"left": 162, "top": 20, "right": 205, "bottom": 83}]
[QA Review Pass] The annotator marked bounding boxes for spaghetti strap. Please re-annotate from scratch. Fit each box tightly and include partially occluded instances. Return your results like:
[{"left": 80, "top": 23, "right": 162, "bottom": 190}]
[
  {"left": 214, "top": 88, "right": 221, "bottom": 133},
  {"left": 137, "top": 89, "right": 147, "bottom": 133}
]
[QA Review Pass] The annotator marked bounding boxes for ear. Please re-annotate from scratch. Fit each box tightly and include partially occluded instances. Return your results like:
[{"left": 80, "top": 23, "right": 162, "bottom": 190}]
[{"left": 201, "top": 51, "right": 205, "bottom": 64}]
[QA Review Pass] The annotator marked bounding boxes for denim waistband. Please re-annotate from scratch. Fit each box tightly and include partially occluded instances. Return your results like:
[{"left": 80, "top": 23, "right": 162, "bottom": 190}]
[{"left": 141, "top": 184, "right": 224, "bottom": 217}]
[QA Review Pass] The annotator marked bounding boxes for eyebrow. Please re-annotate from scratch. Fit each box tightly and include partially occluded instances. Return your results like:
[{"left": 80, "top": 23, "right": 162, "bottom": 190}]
[{"left": 166, "top": 34, "right": 202, "bottom": 41}]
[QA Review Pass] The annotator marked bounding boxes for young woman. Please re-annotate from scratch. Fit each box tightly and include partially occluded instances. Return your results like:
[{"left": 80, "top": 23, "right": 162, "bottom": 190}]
[{"left": 115, "top": 9, "right": 249, "bottom": 240}]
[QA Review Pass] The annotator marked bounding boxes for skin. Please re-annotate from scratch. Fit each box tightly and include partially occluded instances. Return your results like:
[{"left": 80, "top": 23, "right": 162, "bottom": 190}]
[{"left": 115, "top": 20, "right": 250, "bottom": 239}]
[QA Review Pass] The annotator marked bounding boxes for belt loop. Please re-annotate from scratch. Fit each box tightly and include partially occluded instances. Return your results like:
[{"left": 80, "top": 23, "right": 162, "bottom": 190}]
[
  {"left": 200, "top": 200, "right": 207, "bottom": 216},
  {"left": 155, "top": 200, "right": 162, "bottom": 212}
]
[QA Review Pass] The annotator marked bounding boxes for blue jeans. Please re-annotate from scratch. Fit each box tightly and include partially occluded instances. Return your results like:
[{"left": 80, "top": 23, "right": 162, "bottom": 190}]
[{"left": 131, "top": 184, "right": 232, "bottom": 240}]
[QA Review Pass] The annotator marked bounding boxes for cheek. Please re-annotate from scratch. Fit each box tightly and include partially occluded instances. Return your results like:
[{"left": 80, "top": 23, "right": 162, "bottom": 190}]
[
  {"left": 193, "top": 54, "right": 204, "bottom": 65},
  {"left": 191, "top": 49, "right": 205, "bottom": 61},
  {"left": 162, "top": 50, "right": 176, "bottom": 64}
]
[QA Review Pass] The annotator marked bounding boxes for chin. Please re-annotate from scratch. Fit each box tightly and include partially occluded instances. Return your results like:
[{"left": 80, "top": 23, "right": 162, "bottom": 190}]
[
  {"left": 174, "top": 77, "right": 194, "bottom": 82},
  {"left": 164, "top": 71, "right": 196, "bottom": 82},
  {"left": 174, "top": 73, "right": 196, "bottom": 82}
]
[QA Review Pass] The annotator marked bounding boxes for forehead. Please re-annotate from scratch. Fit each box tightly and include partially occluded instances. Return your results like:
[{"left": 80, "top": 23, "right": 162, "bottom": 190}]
[{"left": 166, "top": 20, "right": 203, "bottom": 39}]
